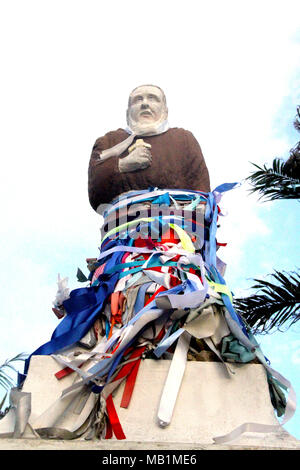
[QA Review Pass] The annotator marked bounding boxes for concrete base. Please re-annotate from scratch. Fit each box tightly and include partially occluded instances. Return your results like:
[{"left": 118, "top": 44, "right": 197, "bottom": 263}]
[
  {"left": 113, "top": 360, "right": 298, "bottom": 448},
  {"left": 0, "top": 436, "right": 299, "bottom": 450},
  {"left": 0, "top": 356, "right": 299, "bottom": 449}
]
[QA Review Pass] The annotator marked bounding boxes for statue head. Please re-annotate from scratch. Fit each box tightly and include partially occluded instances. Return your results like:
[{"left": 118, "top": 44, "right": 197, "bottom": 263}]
[{"left": 126, "top": 84, "right": 168, "bottom": 134}]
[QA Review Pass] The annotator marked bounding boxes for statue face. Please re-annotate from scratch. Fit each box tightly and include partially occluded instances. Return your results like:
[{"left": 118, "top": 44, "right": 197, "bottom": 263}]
[{"left": 127, "top": 85, "right": 168, "bottom": 131}]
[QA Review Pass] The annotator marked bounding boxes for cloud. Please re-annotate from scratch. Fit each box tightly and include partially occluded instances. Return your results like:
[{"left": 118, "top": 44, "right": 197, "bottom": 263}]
[
  {"left": 292, "top": 350, "right": 300, "bottom": 365},
  {"left": 0, "top": 256, "right": 57, "bottom": 359},
  {"left": 291, "top": 341, "right": 300, "bottom": 365}
]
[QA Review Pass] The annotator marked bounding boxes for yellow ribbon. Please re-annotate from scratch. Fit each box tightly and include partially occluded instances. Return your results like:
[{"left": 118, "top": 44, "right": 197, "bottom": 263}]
[
  {"left": 207, "top": 279, "right": 233, "bottom": 303},
  {"left": 169, "top": 223, "right": 195, "bottom": 253},
  {"left": 102, "top": 217, "right": 154, "bottom": 243}
]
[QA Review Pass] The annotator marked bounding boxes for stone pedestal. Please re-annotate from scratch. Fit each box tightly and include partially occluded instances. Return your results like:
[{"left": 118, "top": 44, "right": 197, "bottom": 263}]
[{"left": 0, "top": 356, "right": 299, "bottom": 449}]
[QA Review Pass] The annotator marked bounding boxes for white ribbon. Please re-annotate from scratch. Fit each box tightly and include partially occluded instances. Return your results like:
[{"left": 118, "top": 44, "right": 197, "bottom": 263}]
[
  {"left": 157, "top": 331, "right": 191, "bottom": 427},
  {"left": 99, "top": 120, "right": 170, "bottom": 161}
]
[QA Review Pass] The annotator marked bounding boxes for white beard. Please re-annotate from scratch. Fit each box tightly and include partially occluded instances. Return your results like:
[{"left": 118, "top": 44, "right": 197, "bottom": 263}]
[{"left": 126, "top": 118, "right": 170, "bottom": 136}]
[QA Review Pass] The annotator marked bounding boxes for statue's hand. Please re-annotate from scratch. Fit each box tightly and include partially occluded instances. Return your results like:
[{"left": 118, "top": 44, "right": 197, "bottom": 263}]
[{"left": 118, "top": 146, "right": 152, "bottom": 173}]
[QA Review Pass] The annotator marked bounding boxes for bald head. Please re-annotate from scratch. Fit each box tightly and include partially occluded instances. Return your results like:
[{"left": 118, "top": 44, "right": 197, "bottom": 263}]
[{"left": 128, "top": 84, "right": 167, "bottom": 108}]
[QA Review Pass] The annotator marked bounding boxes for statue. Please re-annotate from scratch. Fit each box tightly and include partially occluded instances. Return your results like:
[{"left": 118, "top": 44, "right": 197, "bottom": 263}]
[
  {"left": 88, "top": 85, "right": 210, "bottom": 210},
  {"left": 0, "top": 85, "right": 296, "bottom": 447}
]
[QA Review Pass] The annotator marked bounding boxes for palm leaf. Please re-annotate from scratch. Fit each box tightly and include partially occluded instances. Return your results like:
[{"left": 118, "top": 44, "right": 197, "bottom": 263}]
[
  {"left": 233, "top": 270, "right": 300, "bottom": 333},
  {"left": 1, "top": 353, "right": 28, "bottom": 373},
  {"left": 0, "top": 392, "right": 8, "bottom": 418},
  {"left": 0, "top": 353, "right": 28, "bottom": 414},
  {"left": 246, "top": 158, "right": 300, "bottom": 201},
  {"left": 0, "top": 392, "right": 8, "bottom": 411},
  {"left": 294, "top": 105, "right": 300, "bottom": 132},
  {"left": 0, "top": 375, "right": 15, "bottom": 390}
]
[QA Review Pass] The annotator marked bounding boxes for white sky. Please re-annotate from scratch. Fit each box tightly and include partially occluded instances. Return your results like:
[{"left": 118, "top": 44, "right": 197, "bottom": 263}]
[{"left": 0, "top": 0, "right": 299, "bottom": 439}]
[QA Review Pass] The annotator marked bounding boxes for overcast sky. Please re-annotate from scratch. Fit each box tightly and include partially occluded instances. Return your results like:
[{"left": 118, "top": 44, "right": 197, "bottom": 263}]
[{"left": 0, "top": 0, "right": 299, "bottom": 440}]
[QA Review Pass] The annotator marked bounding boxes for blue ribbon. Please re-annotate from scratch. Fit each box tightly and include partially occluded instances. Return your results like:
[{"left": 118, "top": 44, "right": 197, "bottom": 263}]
[{"left": 20, "top": 184, "right": 242, "bottom": 387}]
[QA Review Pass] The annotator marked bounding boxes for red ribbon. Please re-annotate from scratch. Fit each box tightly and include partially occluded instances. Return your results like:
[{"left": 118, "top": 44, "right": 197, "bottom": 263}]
[
  {"left": 105, "top": 394, "right": 126, "bottom": 440},
  {"left": 120, "top": 358, "right": 142, "bottom": 409}
]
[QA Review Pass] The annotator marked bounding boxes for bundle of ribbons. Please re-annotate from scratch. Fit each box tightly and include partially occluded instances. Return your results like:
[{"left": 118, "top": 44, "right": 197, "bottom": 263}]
[{"left": 18, "top": 184, "right": 296, "bottom": 443}]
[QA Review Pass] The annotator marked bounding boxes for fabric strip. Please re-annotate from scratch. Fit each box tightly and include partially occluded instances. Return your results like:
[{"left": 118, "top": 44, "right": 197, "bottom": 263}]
[{"left": 157, "top": 331, "right": 191, "bottom": 427}]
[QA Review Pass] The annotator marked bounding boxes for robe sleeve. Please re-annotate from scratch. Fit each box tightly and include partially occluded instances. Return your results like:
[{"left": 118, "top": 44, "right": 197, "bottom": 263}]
[
  {"left": 184, "top": 130, "right": 211, "bottom": 192},
  {"left": 88, "top": 135, "right": 120, "bottom": 210}
]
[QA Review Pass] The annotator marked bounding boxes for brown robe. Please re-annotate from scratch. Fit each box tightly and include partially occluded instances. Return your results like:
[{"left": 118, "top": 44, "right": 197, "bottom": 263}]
[{"left": 88, "top": 127, "right": 210, "bottom": 211}]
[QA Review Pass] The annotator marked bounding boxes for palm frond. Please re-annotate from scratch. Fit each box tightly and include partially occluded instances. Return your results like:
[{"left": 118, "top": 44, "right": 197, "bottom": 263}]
[
  {"left": 0, "top": 353, "right": 28, "bottom": 415},
  {"left": 1, "top": 353, "right": 28, "bottom": 372},
  {"left": 0, "top": 392, "right": 8, "bottom": 412},
  {"left": 234, "top": 270, "right": 300, "bottom": 334},
  {"left": 246, "top": 158, "right": 300, "bottom": 201},
  {"left": 0, "top": 375, "right": 15, "bottom": 390},
  {"left": 0, "top": 392, "right": 9, "bottom": 419},
  {"left": 294, "top": 106, "right": 300, "bottom": 132}
]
